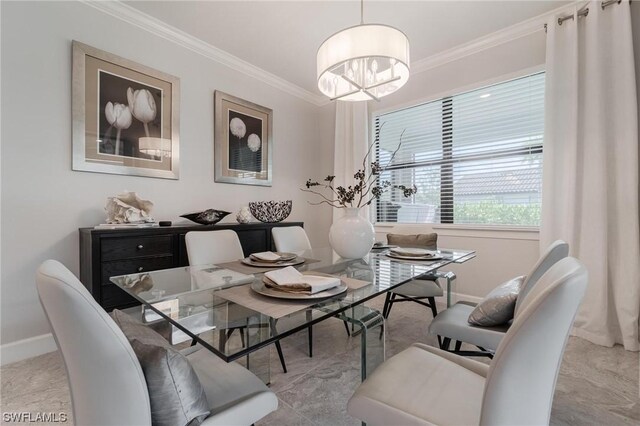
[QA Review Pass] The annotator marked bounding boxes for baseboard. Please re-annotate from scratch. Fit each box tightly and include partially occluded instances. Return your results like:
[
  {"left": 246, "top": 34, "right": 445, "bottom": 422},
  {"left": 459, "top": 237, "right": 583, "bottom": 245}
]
[
  {"left": 449, "top": 292, "right": 483, "bottom": 304},
  {"left": 0, "top": 333, "right": 57, "bottom": 366}
]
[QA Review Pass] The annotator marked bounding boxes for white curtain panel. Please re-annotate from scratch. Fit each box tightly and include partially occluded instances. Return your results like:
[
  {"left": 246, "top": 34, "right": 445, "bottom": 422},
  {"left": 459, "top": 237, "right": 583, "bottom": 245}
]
[
  {"left": 333, "top": 101, "right": 370, "bottom": 223},
  {"left": 541, "top": 1, "right": 640, "bottom": 351}
]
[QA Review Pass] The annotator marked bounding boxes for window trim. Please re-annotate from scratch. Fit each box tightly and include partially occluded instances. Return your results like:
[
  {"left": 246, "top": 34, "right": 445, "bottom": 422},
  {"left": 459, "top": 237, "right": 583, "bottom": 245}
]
[{"left": 374, "top": 223, "right": 540, "bottom": 242}]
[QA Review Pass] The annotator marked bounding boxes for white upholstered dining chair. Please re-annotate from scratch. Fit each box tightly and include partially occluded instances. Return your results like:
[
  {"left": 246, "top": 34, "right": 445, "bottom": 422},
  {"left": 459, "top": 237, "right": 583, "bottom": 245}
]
[
  {"left": 185, "top": 229, "right": 291, "bottom": 372},
  {"left": 429, "top": 240, "right": 569, "bottom": 356},
  {"left": 185, "top": 229, "right": 244, "bottom": 265},
  {"left": 347, "top": 256, "right": 588, "bottom": 426},
  {"left": 272, "top": 226, "right": 311, "bottom": 253},
  {"left": 36, "top": 260, "right": 278, "bottom": 426}
]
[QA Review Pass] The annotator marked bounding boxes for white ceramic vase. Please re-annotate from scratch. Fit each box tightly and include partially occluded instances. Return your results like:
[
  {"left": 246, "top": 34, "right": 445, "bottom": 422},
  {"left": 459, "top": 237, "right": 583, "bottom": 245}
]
[{"left": 329, "top": 207, "right": 375, "bottom": 259}]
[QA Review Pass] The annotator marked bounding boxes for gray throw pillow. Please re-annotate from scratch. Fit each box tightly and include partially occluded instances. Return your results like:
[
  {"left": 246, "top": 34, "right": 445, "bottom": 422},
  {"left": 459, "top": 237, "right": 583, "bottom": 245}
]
[
  {"left": 387, "top": 233, "right": 437, "bottom": 249},
  {"left": 468, "top": 276, "right": 526, "bottom": 326},
  {"left": 110, "top": 310, "right": 210, "bottom": 426}
]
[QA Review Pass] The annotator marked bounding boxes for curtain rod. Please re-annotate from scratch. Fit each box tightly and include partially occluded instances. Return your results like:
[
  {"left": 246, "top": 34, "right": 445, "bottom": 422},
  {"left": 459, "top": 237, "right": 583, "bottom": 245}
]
[{"left": 544, "top": 0, "right": 625, "bottom": 32}]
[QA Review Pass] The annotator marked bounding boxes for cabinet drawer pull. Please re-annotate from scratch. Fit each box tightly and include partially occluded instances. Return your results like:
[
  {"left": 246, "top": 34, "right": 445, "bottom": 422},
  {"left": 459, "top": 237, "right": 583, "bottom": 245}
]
[
  {"left": 137, "top": 244, "right": 144, "bottom": 250},
  {"left": 137, "top": 266, "right": 144, "bottom": 272}
]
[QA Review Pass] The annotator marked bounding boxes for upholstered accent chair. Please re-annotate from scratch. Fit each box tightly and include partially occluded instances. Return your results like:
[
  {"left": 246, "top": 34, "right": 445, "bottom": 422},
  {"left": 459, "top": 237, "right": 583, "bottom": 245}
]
[
  {"left": 429, "top": 240, "right": 569, "bottom": 357},
  {"left": 272, "top": 226, "right": 312, "bottom": 254},
  {"left": 36, "top": 260, "right": 278, "bottom": 426},
  {"left": 347, "top": 256, "right": 588, "bottom": 426}
]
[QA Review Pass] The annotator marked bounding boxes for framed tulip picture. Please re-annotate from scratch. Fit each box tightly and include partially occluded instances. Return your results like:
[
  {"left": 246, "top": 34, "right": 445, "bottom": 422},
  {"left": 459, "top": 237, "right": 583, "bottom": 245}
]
[
  {"left": 214, "top": 91, "right": 273, "bottom": 186},
  {"left": 72, "top": 41, "right": 180, "bottom": 179}
]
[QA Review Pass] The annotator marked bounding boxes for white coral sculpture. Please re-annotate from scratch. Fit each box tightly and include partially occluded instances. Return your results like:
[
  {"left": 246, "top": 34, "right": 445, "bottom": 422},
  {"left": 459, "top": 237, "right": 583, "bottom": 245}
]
[{"left": 105, "top": 191, "right": 154, "bottom": 224}]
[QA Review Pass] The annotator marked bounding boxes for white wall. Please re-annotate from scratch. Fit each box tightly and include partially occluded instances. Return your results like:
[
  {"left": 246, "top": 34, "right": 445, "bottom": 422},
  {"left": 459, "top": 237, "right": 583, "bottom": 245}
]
[
  {"left": 373, "top": 31, "right": 546, "bottom": 113},
  {"left": 0, "top": 1, "right": 332, "bottom": 352},
  {"left": 370, "top": 31, "right": 547, "bottom": 300}
]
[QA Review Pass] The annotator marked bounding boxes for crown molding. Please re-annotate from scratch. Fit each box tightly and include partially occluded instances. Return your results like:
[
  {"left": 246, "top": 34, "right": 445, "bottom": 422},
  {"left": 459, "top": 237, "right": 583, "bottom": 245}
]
[
  {"left": 80, "top": 0, "right": 328, "bottom": 106},
  {"left": 411, "top": 1, "right": 578, "bottom": 75},
  {"left": 81, "top": 1, "right": 579, "bottom": 108}
]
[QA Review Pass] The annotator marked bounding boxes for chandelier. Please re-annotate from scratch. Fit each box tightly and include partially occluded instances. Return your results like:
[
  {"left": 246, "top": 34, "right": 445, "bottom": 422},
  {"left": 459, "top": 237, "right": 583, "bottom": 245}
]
[{"left": 316, "top": 0, "right": 410, "bottom": 101}]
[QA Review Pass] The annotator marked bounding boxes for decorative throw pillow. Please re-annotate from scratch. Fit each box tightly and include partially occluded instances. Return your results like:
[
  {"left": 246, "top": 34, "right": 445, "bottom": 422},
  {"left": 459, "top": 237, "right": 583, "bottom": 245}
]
[
  {"left": 110, "top": 310, "right": 210, "bottom": 426},
  {"left": 468, "top": 276, "right": 526, "bottom": 326},
  {"left": 387, "top": 233, "right": 437, "bottom": 249}
]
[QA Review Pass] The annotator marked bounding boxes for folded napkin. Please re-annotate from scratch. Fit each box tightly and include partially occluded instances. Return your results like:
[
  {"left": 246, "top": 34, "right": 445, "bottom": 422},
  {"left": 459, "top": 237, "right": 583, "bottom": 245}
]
[
  {"left": 252, "top": 251, "right": 282, "bottom": 261},
  {"left": 263, "top": 267, "right": 340, "bottom": 295},
  {"left": 390, "top": 247, "right": 436, "bottom": 257}
]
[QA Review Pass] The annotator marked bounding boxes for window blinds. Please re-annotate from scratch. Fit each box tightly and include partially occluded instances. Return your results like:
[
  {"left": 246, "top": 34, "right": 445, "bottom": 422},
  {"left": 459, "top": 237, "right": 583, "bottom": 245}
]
[{"left": 374, "top": 72, "right": 545, "bottom": 226}]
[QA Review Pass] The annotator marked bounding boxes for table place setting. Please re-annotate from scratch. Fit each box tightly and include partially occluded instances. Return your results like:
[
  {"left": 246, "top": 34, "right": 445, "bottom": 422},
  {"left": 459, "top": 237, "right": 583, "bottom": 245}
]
[
  {"left": 254, "top": 266, "right": 348, "bottom": 299},
  {"left": 214, "top": 267, "right": 370, "bottom": 319},
  {"left": 241, "top": 251, "right": 305, "bottom": 267},
  {"left": 385, "top": 247, "right": 444, "bottom": 261},
  {"left": 215, "top": 251, "right": 319, "bottom": 275}
]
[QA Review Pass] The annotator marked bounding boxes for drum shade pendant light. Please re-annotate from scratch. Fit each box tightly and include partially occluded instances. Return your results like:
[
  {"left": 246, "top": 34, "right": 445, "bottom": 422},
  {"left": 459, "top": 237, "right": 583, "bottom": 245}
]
[{"left": 317, "top": 0, "right": 410, "bottom": 101}]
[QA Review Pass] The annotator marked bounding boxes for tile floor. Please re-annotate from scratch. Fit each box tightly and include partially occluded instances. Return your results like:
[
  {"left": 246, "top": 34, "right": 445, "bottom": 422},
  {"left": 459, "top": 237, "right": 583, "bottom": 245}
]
[{"left": 1, "top": 296, "right": 638, "bottom": 425}]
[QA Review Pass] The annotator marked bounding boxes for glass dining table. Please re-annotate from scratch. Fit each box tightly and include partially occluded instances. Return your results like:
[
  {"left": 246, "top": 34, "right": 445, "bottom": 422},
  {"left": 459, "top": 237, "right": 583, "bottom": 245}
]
[{"left": 111, "top": 247, "right": 475, "bottom": 384}]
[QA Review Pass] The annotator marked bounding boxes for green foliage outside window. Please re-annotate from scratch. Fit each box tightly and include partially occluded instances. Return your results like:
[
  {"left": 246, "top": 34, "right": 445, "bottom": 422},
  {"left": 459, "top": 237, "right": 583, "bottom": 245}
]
[{"left": 454, "top": 201, "right": 540, "bottom": 226}]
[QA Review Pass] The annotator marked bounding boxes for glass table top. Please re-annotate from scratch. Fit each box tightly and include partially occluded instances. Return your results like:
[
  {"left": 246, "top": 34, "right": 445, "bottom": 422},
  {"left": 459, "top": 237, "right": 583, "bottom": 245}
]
[{"left": 111, "top": 247, "right": 475, "bottom": 362}]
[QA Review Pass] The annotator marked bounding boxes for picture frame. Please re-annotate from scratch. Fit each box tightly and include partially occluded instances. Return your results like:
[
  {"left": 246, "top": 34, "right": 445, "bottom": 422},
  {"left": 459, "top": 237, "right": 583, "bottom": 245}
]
[
  {"left": 72, "top": 41, "right": 180, "bottom": 179},
  {"left": 214, "top": 91, "right": 273, "bottom": 186}
]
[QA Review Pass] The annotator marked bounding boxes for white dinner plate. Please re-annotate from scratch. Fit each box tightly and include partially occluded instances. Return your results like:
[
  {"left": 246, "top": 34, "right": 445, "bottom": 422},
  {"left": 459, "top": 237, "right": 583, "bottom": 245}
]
[
  {"left": 250, "top": 280, "right": 348, "bottom": 300},
  {"left": 241, "top": 257, "right": 305, "bottom": 268},
  {"left": 386, "top": 252, "right": 444, "bottom": 261},
  {"left": 249, "top": 252, "right": 297, "bottom": 263}
]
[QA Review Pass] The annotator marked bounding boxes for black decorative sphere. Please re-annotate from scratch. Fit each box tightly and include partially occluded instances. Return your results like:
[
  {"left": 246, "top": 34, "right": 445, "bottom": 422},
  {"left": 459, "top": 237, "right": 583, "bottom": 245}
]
[{"left": 180, "top": 209, "right": 231, "bottom": 225}]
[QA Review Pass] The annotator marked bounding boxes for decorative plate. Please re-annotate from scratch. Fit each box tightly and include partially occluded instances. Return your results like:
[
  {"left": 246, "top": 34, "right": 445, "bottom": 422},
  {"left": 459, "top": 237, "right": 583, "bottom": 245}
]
[
  {"left": 241, "top": 256, "right": 305, "bottom": 268},
  {"left": 250, "top": 280, "right": 347, "bottom": 300}
]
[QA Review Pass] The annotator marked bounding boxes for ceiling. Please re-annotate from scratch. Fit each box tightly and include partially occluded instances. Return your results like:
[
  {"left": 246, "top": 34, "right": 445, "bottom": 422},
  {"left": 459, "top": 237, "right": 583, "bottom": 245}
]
[{"left": 125, "top": 1, "right": 566, "bottom": 95}]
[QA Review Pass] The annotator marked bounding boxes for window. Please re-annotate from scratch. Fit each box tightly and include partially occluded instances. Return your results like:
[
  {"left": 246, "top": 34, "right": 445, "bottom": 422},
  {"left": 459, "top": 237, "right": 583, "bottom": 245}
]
[{"left": 373, "top": 72, "right": 544, "bottom": 226}]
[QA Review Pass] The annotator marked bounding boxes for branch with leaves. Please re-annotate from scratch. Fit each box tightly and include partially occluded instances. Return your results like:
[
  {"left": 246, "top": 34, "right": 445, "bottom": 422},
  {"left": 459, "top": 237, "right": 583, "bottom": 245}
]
[{"left": 301, "top": 126, "right": 417, "bottom": 209}]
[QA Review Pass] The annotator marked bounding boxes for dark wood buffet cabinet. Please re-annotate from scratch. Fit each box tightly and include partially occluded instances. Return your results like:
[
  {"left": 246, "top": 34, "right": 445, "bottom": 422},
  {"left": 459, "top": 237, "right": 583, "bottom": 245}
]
[{"left": 79, "top": 222, "right": 303, "bottom": 311}]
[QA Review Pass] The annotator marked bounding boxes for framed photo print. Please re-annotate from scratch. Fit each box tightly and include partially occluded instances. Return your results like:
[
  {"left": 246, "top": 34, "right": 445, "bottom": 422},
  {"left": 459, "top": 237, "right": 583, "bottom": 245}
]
[
  {"left": 214, "top": 91, "right": 273, "bottom": 186},
  {"left": 72, "top": 41, "right": 180, "bottom": 179}
]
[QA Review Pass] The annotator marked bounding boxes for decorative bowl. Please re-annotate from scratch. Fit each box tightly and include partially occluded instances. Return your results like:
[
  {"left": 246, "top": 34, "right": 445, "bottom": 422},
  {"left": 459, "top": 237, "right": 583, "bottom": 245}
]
[
  {"left": 249, "top": 200, "right": 292, "bottom": 223},
  {"left": 180, "top": 209, "right": 231, "bottom": 225}
]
